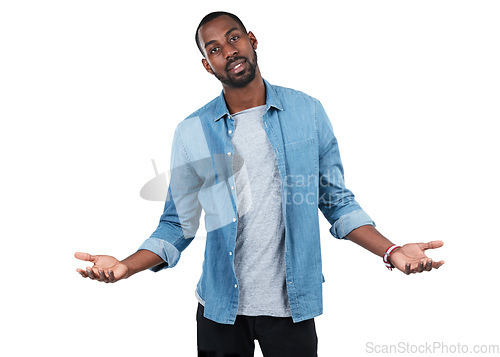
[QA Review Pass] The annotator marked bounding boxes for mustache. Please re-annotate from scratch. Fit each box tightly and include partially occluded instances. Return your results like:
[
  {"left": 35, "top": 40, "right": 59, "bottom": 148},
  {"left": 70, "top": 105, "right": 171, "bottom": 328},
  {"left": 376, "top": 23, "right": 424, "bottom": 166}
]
[{"left": 225, "top": 56, "right": 248, "bottom": 72}]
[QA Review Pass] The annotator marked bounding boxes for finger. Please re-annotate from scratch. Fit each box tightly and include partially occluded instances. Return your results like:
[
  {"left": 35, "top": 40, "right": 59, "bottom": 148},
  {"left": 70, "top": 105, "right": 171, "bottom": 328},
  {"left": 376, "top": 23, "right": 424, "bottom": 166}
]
[
  {"left": 76, "top": 268, "right": 88, "bottom": 278},
  {"left": 420, "top": 240, "right": 444, "bottom": 251},
  {"left": 98, "top": 269, "right": 109, "bottom": 283},
  {"left": 432, "top": 260, "right": 445, "bottom": 269},
  {"left": 86, "top": 267, "right": 96, "bottom": 279},
  {"left": 74, "top": 252, "right": 99, "bottom": 263},
  {"left": 424, "top": 259, "right": 433, "bottom": 272},
  {"left": 405, "top": 263, "right": 411, "bottom": 275},
  {"left": 108, "top": 270, "right": 116, "bottom": 283},
  {"left": 417, "top": 261, "right": 424, "bottom": 273}
]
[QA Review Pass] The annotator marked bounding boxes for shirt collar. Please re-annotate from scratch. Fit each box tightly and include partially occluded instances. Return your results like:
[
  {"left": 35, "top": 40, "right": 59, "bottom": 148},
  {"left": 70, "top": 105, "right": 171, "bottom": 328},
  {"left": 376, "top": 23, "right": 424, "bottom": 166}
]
[{"left": 213, "top": 78, "right": 283, "bottom": 122}]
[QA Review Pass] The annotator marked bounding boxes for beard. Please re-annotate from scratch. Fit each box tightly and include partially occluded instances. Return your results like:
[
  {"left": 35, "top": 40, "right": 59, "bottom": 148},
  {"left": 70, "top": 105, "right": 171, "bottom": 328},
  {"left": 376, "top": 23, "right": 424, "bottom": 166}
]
[{"left": 211, "top": 48, "right": 258, "bottom": 88}]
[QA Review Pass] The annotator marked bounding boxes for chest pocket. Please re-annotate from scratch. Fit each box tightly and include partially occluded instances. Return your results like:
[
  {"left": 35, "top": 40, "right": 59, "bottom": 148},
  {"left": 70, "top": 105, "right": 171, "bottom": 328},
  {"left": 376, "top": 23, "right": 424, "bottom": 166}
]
[{"left": 284, "top": 138, "right": 318, "bottom": 182}]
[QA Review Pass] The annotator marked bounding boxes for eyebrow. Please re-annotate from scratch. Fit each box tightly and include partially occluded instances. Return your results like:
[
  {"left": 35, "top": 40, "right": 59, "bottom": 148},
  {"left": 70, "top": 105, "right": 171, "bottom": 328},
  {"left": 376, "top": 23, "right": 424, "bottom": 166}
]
[{"left": 204, "top": 27, "right": 239, "bottom": 49}]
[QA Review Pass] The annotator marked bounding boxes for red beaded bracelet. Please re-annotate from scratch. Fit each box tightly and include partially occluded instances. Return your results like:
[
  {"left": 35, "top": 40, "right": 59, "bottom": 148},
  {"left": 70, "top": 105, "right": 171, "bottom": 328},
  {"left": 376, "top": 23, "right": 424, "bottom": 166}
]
[{"left": 383, "top": 244, "right": 401, "bottom": 270}]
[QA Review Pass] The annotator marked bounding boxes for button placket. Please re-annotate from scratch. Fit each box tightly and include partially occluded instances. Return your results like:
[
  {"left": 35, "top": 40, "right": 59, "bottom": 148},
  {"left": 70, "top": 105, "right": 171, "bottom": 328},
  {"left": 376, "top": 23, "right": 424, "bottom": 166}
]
[{"left": 226, "top": 118, "right": 238, "bottom": 221}]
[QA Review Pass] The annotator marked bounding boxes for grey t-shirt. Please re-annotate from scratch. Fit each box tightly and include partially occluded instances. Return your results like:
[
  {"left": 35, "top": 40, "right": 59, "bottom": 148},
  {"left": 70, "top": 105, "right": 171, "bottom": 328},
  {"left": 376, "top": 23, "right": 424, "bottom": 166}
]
[
  {"left": 231, "top": 104, "right": 291, "bottom": 317},
  {"left": 195, "top": 104, "right": 291, "bottom": 316}
]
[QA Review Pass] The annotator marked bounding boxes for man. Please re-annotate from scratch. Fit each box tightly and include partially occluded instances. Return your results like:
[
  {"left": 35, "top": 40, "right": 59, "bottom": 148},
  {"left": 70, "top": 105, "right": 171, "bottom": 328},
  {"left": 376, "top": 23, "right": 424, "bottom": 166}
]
[{"left": 75, "top": 11, "right": 445, "bottom": 357}]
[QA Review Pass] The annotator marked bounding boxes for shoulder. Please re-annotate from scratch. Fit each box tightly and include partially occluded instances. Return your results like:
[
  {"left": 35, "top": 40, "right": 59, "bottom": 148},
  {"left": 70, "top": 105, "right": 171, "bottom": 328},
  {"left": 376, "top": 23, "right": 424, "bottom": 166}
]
[
  {"left": 272, "top": 83, "right": 320, "bottom": 103},
  {"left": 267, "top": 82, "right": 325, "bottom": 121},
  {"left": 185, "top": 96, "right": 219, "bottom": 121},
  {"left": 175, "top": 96, "right": 218, "bottom": 133}
]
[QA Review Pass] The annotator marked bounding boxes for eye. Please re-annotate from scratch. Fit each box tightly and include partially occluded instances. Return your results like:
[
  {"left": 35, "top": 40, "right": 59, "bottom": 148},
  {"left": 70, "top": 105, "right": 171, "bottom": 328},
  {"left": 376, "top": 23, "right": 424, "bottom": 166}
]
[
  {"left": 210, "top": 46, "right": 220, "bottom": 54},
  {"left": 230, "top": 35, "right": 239, "bottom": 42}
]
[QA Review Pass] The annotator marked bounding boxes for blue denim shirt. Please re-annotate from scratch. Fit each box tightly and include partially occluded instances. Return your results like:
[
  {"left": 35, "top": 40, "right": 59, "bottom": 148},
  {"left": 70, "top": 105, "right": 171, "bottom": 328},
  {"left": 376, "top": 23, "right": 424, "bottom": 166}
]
[{"left": 138, "top": 79, "right": 375, "bottom": 324}]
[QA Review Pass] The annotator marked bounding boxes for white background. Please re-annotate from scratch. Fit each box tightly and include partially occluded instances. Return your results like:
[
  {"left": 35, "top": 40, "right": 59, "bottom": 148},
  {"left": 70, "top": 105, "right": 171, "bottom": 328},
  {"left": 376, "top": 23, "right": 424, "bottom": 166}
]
[{"left": 1, "top": 0, "right": 499, "bottom": 356}]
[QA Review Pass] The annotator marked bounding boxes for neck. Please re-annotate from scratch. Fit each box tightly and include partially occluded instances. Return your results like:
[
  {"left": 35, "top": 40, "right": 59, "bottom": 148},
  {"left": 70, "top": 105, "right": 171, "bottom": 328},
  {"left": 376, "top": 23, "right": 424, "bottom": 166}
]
[{"left": 222, "top": 68, "right": 266, "bottom": 115}]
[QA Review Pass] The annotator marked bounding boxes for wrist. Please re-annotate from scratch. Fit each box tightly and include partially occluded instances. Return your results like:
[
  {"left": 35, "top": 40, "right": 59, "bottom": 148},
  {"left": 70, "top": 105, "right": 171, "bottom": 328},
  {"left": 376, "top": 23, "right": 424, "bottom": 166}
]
[
  {"left": 383, "top": 244, "right": 401, "bottom": 270},
  {"left": 120, "top": 260, "right": 133, "bottom": 278},
  {"left": 387, "top": 247, "right": 401, "bottom": 265}
]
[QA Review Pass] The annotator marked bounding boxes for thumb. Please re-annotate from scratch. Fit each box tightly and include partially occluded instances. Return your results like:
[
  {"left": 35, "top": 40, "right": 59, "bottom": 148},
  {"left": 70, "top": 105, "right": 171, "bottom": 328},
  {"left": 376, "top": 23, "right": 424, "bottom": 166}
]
[
  {"left": 74, "top": 252, "right": 99, "bottom": 263},
  {"left": 420, "top": 240, "right": 444, "bottom": 251}
]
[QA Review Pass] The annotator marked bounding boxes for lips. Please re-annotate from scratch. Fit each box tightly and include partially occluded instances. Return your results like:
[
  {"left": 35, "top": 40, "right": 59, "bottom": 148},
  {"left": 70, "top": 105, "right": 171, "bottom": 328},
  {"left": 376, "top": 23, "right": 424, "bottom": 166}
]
[{"left": 226, "top": 58, "right": 246, "bottom": 72}]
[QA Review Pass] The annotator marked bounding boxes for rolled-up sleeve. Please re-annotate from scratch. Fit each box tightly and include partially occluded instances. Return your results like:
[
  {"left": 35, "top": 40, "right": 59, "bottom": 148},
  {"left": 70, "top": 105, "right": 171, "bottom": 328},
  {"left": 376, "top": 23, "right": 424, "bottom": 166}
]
[
  {"left": 138, "top": 124, "right": 203, "bottom": 271},
  {"left": 315, "top": 99, "right": 375, "bottom": 239}
]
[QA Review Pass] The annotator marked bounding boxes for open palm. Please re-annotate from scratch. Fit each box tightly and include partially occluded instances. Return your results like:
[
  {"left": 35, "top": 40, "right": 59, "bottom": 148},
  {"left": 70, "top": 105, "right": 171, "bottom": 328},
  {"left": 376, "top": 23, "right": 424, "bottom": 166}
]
[
  {"left": 389, "top": 240, "right": 445, "bottom": 274},
  {"left": 75, "top": 252, "right": 129, "bottom": 283}
]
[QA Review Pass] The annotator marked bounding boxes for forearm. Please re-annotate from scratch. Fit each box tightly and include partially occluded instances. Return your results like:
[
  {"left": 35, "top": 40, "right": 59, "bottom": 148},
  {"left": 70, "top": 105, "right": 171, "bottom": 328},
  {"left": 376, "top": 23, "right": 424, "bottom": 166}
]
[
  {"left": 121, "top": 249, "right": 165, "bottom": 277},
  {"left": 346, "top": 225, "right": 395, "bottom": 257}
]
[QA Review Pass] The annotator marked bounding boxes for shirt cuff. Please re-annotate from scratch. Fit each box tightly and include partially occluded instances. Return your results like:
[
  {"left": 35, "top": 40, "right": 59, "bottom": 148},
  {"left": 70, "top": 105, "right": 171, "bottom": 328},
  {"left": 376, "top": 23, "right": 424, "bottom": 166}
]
[
  {"left": 330, "top": 209, "right": 375, "bottom": 239},
  {"left": 137, "top": 237, "right": 181, "bottom": 272}
]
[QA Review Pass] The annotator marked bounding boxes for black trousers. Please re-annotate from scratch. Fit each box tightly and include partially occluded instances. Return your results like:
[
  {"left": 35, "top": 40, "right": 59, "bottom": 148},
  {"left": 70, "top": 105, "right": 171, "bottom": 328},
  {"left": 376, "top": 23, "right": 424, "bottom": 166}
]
[{"left": 197, "top": 303, "right": 318, "bottom": 357}]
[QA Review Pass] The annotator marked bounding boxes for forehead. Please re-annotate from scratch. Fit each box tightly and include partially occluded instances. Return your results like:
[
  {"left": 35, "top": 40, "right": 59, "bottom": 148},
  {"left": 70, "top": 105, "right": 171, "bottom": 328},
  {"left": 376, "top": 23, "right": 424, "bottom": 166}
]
[{"left": 198, "top": 15, "right": 244, "bottom": 44}]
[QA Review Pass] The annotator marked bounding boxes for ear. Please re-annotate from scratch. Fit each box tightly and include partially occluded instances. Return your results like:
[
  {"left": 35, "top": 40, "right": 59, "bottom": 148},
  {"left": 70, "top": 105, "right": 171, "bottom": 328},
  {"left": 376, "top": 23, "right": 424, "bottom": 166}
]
[
  {"left": 248, "top": 31, "right": 258, "bottom": 50},
  {"left": 201, "top": 58, "right": 213, "bottom": 75}
]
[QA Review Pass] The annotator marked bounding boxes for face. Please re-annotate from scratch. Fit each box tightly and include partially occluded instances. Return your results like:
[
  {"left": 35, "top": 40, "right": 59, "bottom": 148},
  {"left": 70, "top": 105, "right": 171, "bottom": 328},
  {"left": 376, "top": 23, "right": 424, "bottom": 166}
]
[{"left": 198, "top": 15, "right": 258, "bottom": 88}]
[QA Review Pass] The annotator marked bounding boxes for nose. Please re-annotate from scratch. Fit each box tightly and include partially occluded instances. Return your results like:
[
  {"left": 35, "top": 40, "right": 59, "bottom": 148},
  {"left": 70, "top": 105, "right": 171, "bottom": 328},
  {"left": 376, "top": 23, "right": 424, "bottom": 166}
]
[{"left": 224, "top": 44, "right": 238, "bottom": 60}]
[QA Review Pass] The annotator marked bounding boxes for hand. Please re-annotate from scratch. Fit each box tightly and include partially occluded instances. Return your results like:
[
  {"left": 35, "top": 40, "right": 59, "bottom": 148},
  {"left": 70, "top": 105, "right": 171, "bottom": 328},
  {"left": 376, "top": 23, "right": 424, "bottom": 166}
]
[
  {"left": 74, "top": 252, "right": 129, "bottom": 283},
  {"left": 389, "top": 241, "right": 445, "bottom": 275}
]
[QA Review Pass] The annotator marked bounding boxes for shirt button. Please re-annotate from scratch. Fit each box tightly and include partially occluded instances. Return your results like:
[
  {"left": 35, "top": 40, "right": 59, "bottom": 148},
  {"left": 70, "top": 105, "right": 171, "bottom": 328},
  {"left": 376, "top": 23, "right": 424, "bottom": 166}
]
[
  {"left": 229, "top": 251, "right": 232, "bottom": 256},
  {"left": 232, "top": 218, "right": 236, "bottom": 222},
  {"left": 234, "top": 284, "right": 238, "bottom": 288},
  {"left": 227, "top": 152, "right": 231, "bottom": 156},
  {"left": 228, "top": 130, "right": 232, "bottom": 134},
  {"left": 231, "top": 185, "right": 235, "bottom": 190}
]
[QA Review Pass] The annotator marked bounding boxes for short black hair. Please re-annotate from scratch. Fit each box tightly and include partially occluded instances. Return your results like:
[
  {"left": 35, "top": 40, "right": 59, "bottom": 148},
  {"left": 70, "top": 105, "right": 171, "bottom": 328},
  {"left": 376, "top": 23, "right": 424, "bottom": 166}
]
[{"left": 195, "top": 11, "right": 247, "bottom": 56}]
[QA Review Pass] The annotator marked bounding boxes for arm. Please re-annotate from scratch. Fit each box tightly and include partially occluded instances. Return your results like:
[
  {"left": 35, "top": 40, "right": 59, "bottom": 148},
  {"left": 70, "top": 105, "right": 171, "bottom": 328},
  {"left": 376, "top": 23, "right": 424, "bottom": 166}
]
[
  {"left": 121, "top": 249, "right": 165, "bottom": 277},
  {"left": 137, "top": 123, "right": 203, "bottom": 272},
  {"left": 315, "top": 99, "right": 375, "bottom": 239},
  {"left": 314, "top": 100, "right": 445, "bottom": 274},
  {"left": 75, "top": 124, "right": 204, "bottom": 282},
  {"left": 345, "top": 224, "right": 394, "bottom": 257}
]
